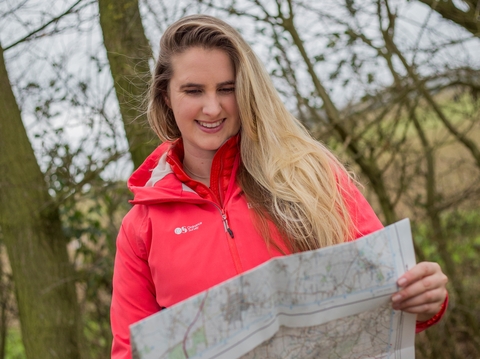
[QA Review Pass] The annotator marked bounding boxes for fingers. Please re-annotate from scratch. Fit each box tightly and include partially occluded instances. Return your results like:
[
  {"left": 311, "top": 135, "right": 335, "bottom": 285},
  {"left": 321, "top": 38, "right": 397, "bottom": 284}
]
[
  {"left": 392, "top": 286, "right": 446, "bottom": 313},
  {"left": 395, "top": 263, "right": 447, "bottom": 300},
  {"left": 396, "top": 262, "right": 443, "bottom": 288},
  {"left": 391, "top": 261, "right": 448, "bottom": 319}
]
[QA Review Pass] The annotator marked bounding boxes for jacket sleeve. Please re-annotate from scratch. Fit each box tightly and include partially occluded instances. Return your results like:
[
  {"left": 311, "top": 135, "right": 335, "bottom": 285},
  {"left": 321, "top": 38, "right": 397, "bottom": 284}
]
[
  {"left": 415, "top": 293, "right": 448, "bottom": 333},
  {"left": 111, "top": 207, "right": 161, "bottom": 359},
  {"left": 341, "top": 175, "right": 448, "bottom": 332}
]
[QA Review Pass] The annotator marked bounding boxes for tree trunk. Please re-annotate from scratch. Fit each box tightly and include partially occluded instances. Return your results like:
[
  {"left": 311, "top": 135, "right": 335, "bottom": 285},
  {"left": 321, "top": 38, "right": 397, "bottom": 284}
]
[
  {"left": 0, "top": 45, "right": 83, "bottom": 359},
  {"left": 98, "top": 0, "right": 158, "bottom": 169},
  {"left": 0, "top": 247, "right": 7, "bottom": 359}
]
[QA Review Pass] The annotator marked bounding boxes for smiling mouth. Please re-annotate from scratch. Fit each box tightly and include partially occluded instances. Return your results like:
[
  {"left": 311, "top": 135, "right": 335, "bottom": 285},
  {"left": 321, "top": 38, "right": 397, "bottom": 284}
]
[{"left": 197, "top": 119, "right": 225, "bottom": 128}]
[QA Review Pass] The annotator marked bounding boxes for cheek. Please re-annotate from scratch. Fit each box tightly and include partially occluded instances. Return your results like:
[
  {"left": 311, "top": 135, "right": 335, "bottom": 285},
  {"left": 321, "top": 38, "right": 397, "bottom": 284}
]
[
  {"left": 175, "top": 111, "right": 203, "bottom": 136},
  {"left": 172, "top": 98, "right": 198, "bottom": 121},
  {"left": 227, "top": 97, "right": 240, "bottom": 116}
]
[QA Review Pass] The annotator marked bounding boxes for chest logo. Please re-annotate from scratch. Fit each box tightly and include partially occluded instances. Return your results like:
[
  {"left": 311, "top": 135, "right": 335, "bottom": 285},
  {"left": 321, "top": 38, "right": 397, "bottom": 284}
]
[{"left": 174, "top": 222, "right": 203, "bottom": 235}]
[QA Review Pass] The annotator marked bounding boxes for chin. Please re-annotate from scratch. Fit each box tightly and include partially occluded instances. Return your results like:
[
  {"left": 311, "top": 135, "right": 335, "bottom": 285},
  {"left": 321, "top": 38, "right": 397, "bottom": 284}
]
[{"left": 203, "top": 138, "right": 230, "bottom": 151}]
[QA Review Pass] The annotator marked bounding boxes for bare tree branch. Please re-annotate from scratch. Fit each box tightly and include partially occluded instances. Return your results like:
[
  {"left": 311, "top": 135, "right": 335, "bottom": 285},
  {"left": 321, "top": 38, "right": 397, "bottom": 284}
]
[
  {"left": 417, "top": 0, "right": 480, "bottom": 37},
  {"left": 3, "top": 0, "right": 92, "bottom": 51}
]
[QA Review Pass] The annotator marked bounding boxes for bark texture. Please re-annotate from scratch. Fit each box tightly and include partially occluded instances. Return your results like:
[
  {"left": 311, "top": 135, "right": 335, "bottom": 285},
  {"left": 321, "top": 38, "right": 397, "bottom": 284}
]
[
  {"left": 0, "top": 45, "right": 83, "bottom": 359},
  {"left": 98, "top": 0, "right": 158, "bottom": 169},
  {"left": 0, "top": 252, "right": 6, "bottom": 359}
]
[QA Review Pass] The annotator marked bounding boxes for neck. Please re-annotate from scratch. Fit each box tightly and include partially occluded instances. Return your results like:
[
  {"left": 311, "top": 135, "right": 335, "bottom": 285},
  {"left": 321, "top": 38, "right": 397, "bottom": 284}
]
[
  {"left": 182, "top": 138, "right": 216, "bottom": 173},
  {"left": 182, "top": 155, "right": 212, "bottom": 186},
  {"left": 183, "top": 163, "right": 209, "bottom": 179}
]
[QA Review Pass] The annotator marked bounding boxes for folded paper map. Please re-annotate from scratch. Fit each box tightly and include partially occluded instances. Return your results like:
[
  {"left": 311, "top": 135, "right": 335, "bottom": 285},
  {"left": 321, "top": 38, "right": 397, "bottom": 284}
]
[{"left": 131, "top": 219, "right": 416, "bottom": 359}]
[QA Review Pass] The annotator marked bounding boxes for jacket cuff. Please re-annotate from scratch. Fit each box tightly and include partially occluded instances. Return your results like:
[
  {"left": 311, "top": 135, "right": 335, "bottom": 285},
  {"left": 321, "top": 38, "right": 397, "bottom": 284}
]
[{"left": 415, "top": 292, "right": 448, "bottom": 333}]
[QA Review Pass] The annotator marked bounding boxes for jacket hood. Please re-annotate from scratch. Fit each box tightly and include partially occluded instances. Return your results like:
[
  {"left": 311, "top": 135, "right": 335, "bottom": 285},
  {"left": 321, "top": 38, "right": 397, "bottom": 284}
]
[
  {"left": 127, "top": 141, "right": 186, "bottom": 205},
  {"left": 128, "top": 142, "right": 171, "bottom": 190},
  {"left": 127, "top": 135, "right": 241, "bottom": 205}
]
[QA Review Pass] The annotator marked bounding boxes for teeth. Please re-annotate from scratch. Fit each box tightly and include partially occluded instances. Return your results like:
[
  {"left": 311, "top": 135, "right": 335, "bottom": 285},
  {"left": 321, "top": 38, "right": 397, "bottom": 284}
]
[{"left": 198, "top": 119, "right": 224, "bottom": 128}]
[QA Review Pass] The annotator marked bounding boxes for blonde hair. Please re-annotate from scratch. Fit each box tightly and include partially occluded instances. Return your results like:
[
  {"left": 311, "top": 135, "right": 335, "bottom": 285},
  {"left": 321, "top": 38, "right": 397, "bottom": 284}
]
[{"left": 148, "top": 14, "right": 355, "bottom": 252}]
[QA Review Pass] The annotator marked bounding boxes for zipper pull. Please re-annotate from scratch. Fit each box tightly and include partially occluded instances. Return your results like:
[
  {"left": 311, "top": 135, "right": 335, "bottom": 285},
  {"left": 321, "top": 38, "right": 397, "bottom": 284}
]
[{"left": 222, "top": 213, "right": 235, "bottom": 238}]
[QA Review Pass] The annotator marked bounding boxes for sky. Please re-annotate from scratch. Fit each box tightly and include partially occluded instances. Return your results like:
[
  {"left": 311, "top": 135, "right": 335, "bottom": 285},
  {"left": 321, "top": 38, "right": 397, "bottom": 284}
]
[{"left": 1, "top": 0, "right": 479, "bottom": 181}]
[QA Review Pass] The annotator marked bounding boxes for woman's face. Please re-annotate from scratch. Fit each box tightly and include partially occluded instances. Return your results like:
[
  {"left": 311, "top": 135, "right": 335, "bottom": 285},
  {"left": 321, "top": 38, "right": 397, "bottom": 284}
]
[{"left": 166, "top": 47, "right": 240, "bottom": 160}]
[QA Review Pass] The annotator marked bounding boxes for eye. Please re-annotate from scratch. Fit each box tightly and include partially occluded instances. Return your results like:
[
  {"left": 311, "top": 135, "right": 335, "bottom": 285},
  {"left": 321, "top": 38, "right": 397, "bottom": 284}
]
[
  {"left": 184, "top": 89, "right": 202, "bottom": 95},
  {"left": 219, "top": 87, "right": 235, "bottom": 94}
]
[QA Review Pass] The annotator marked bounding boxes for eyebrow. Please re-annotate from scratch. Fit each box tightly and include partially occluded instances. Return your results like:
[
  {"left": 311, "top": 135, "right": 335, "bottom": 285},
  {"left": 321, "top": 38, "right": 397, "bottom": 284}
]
[{"left": 179, "top": 80, "right": 235, "bottom": 90}]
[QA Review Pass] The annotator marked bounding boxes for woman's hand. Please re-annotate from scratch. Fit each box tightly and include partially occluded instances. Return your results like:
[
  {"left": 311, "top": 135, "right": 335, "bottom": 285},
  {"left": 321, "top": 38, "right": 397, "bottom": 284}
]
[{"left": 391, "top": 261, "right": 448, "bottom": 322}]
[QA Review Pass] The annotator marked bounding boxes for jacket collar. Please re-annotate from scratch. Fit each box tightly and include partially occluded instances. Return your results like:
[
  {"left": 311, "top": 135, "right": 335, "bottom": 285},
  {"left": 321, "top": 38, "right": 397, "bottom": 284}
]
[
  {"left": 166, "top": 134, "right": 240, "bottom": 205},
  {"left": 128, "top": 134, "right": 241, "bottom": 206}
]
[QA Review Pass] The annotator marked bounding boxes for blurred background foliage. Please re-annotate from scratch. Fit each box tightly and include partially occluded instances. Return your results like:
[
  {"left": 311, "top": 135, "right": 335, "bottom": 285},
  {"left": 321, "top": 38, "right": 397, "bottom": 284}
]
[{"left": 0, "top": 0, "right": 479, "bottom": 358}]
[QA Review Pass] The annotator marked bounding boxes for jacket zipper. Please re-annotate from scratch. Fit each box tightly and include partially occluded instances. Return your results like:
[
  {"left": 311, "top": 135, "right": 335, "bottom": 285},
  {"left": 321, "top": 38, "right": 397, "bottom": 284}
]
[
  {"left": 217, "top": 160, "right": 234, "bottom": 237},
  {"left": 214, "top": 205, "right": 242, "bottom": 273},
  {"left": 161, "top": 144, "right": 244, "bottom": 273},
  {"left": 212, "top": 156, "right": 242, "bottom": 272},
  {"left": 221, "top": 212, "right": 235, "bottom": 238}
]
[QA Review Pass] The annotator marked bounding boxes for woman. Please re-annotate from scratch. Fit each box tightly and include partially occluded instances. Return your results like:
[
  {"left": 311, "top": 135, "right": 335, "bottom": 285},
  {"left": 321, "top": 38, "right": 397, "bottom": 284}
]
[{"left": 111, "top": 14, "right": 448, "bottom": 358}]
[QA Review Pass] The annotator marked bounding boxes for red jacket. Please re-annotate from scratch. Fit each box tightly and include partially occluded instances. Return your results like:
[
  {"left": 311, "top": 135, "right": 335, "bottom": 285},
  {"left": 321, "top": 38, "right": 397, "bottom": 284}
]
[{"left": 110, "top": 135, "right": 443, "bottom": 359}]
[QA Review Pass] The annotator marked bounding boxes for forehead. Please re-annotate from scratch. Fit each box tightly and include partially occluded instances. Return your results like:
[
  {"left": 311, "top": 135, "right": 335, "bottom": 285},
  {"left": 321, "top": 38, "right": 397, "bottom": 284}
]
[{"left": 170, "top": 47, "right": 235, "bottom": 84}]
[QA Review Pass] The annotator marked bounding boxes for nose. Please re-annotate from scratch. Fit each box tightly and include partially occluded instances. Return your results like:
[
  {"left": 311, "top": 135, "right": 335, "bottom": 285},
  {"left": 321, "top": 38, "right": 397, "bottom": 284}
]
[{"left": 202, "top": 94, "right": 222, "bottom": 117}]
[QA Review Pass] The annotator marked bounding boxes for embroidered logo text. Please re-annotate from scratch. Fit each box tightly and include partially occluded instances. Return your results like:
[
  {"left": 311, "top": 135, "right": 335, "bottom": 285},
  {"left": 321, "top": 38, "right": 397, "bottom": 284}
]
[{"left": 174, "top": 222, "right": 203, "bottom": 235}]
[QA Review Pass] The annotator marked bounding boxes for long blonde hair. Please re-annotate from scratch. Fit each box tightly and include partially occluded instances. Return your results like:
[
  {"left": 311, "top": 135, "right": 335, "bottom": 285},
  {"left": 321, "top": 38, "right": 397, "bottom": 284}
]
[{"left": 148, "top": 14, "right": 355, "bottom": 252}]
